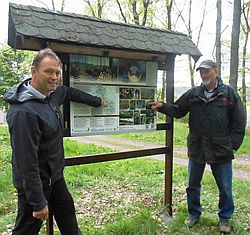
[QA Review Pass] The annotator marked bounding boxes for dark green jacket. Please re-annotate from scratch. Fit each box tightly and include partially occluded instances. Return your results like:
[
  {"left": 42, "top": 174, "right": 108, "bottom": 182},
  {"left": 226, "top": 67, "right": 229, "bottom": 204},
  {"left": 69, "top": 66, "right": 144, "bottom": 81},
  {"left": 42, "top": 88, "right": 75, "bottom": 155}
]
[{"left": 159, "top": 77, "right": 246, "bottom": 164}]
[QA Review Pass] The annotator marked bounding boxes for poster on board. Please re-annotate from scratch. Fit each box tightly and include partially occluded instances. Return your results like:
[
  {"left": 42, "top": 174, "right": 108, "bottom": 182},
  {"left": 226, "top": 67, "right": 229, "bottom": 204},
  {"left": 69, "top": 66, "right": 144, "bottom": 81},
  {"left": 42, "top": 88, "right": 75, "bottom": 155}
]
[{"left": 69, "top": 54, "right": 158, "bottom": 136}]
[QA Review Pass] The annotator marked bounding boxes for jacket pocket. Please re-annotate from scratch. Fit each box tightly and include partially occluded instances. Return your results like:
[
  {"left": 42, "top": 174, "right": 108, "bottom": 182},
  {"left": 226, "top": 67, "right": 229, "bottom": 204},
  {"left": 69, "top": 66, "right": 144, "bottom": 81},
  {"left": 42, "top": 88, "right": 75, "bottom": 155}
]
[{"left": 210, "top": 136, "right": 233, "bottom": 157}]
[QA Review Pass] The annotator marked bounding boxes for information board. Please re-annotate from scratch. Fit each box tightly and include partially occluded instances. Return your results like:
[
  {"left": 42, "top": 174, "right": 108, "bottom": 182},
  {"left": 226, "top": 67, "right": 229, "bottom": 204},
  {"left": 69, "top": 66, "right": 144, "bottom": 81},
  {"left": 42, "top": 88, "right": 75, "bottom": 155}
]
[{"left": 69, "top": 54, "right": 157, "bottom": 136}]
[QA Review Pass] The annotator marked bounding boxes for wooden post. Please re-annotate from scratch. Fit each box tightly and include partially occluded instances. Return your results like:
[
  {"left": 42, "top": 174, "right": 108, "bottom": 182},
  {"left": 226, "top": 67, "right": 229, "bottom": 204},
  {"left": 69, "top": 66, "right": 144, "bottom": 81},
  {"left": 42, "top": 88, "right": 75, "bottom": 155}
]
[
  {"left": 46, "top": 213, "right": 54, "bottom": 235},
  {"left": 164, "top": 53, "right": 176, "bottom": 216}
]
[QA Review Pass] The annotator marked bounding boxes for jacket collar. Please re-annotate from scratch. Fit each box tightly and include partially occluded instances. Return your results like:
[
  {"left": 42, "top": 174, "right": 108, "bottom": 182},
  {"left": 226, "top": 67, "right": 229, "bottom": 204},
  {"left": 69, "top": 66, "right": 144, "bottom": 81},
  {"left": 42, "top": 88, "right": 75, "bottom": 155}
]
[{"left": 192, "top": 76, "right": 225, "bottom": 100}]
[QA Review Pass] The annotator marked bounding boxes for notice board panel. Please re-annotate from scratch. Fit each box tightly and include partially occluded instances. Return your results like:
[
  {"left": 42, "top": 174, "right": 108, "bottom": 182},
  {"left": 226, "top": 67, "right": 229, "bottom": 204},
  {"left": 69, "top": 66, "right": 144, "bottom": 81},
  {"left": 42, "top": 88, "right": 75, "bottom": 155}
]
[{"left": 69, "top": 54, "right": 158, "bottom": 136}]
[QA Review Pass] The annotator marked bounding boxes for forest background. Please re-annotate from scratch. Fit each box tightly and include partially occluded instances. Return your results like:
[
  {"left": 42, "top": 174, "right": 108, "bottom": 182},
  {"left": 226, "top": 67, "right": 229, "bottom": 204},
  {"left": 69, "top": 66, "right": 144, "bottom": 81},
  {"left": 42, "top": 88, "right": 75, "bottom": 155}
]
[{"left": 0, "top": 0, "right": 249, "bottom": 107}]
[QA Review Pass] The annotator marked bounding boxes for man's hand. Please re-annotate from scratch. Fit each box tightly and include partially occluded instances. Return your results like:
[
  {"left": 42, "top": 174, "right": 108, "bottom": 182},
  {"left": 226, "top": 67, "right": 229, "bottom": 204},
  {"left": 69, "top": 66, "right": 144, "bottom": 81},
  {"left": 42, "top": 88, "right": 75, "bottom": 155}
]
[
  {"left": 101, "top": 98, "right": 108, "bottom": 107},
  {"left": 32, "top": 205, "right": 49, "bottom": 221},
  {"left": 146, "top": 102, "right": 163, "bottom": 111}
]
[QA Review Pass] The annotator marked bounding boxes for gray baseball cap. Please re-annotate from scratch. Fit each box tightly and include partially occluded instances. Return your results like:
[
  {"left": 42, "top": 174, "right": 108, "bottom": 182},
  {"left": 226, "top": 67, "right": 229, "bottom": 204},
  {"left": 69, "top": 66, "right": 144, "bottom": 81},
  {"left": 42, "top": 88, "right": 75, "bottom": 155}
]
[{"left": 196, "top": 59, "right": 218, "bottom": 71}]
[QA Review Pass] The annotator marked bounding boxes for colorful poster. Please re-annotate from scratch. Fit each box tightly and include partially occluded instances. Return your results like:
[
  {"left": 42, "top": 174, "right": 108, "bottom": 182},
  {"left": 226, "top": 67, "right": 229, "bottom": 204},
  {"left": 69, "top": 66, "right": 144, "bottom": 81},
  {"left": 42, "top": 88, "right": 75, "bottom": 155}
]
[{"left": 69, "top": 54, "right": 157, "bottom": 136}]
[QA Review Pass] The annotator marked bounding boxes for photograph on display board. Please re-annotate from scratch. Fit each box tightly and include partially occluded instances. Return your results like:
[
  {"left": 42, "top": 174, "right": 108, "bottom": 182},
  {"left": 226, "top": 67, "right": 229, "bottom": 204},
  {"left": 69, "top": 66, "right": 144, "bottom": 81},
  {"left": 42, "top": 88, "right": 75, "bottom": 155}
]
[
  {"left": 69, "top": 54, "right": 150, "bottom": 85},
  {"left": 141, "top": 109, "right": 155, "bottom": 124},
  {"left": 119, "top": 100, "right": 130, "bottom": 110},
  {"left": 119, "top": 88, "right": 134, "bottom": 99},
  {"left": 141, "top": 88, "right": 155, "bottom": 99},
  {"left": 70, "top": 54, "right": 113, "bottom": 82},
  {"left": 129, "top": 100, "right": 137, "bottom": 110},
  {"left": 119, "top": 111, "right": 134, "bottom": 125},
  {"left": 137, "top": 100, "right": 146, "bottom": 109},
  {"left": 119, "top": 87, "right": 155, "bottom": 127},
  {"left": 119, "top": 88, "right": 141, "bottom": 99},
  {"left": 133, "top": 111, "right": 140, "bottom": 125},
  {"left": 113, "top": 59, "right": 146, "bottom": 84}
]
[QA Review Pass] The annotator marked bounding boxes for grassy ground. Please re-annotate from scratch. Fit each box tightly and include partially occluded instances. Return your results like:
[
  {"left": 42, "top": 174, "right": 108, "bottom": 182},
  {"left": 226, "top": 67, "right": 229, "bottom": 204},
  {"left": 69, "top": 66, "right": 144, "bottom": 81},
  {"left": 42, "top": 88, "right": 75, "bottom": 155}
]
[
  {"left": 113, "top": 120, "right": 250, "bottom": 156},
  {"left": 0, "top": 125, "right": 250, "bottom": 234}
]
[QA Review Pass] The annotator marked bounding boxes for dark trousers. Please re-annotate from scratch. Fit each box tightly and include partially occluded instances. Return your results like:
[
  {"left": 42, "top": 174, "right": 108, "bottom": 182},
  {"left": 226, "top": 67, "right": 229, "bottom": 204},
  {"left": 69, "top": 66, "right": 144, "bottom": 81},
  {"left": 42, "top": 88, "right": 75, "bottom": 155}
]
[{"left": 12, "top": 178, "right": 82, "bottom": 235}]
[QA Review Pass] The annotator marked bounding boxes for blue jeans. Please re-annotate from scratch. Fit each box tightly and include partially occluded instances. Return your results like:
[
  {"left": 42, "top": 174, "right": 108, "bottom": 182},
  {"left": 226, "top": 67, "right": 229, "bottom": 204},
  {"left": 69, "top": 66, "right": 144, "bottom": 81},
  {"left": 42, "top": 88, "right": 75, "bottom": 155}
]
[{"left": 186, "top": 159, "right": 234, "bottom": 222}]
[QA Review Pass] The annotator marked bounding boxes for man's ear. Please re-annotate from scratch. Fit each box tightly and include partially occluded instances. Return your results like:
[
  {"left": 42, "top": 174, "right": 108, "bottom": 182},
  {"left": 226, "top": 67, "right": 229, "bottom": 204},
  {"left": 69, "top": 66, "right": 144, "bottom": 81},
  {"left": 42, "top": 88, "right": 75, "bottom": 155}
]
[
  {"left": 31, "top": 66, "right": 37, "bottom": 76},
  {"left": 30, "top": 65, "right": 35, "bottom": 74}
]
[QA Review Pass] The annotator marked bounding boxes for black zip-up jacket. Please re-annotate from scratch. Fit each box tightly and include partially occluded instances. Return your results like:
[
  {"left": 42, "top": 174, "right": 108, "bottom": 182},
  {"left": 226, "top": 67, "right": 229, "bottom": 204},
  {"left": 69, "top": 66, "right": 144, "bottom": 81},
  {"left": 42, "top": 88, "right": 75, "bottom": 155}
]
[
  {"left": 3, "top": 78, "right": 102, "bottom": 211},
  {"left": 158, "top": 77, "right": 246, "bottom": 164}
]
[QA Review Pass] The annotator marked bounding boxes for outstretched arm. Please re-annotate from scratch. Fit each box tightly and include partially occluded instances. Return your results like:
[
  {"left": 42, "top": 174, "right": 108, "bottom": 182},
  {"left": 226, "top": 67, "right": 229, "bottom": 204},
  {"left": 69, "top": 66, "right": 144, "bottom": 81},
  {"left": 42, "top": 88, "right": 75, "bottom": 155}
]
[{"left": 54, "top": 86, "right": 105, "bottom": 107}]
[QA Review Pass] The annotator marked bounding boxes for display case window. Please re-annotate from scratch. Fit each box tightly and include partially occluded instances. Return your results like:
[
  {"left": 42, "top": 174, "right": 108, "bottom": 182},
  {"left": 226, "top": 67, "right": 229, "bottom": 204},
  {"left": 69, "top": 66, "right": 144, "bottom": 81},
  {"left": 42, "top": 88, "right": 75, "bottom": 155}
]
[{"left": 69, "top": 54, "right": 157, "bottom": 136}]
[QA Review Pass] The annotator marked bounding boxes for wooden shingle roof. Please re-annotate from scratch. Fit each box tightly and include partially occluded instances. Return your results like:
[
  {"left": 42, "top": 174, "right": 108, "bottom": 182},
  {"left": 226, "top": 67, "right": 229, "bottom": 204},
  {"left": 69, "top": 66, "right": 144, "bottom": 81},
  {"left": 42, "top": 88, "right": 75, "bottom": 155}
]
[{"left": 8, "top": 3, "right": 202, "bottom": 61}]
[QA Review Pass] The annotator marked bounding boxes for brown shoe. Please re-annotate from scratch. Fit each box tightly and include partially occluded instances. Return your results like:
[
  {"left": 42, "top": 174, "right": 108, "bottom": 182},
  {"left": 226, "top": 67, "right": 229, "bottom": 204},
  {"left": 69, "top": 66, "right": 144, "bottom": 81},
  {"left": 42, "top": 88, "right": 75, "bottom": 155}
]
[
  {"left": 184, "top": 217, "right": 198, "bottom": 228},
  {"left": 219, "top": 222, "right": 231, "bottom": 234}
]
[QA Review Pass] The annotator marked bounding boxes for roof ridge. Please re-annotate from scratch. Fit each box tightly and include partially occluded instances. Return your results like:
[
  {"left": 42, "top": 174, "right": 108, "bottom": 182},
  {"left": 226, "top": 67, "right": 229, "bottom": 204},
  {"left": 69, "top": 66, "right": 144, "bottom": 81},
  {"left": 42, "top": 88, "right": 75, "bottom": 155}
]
[
  {"left": 9, "top": 2, "right": 187, "bottom": 37},
  {"left": 8, "top": 2, "right": 202, "bottom": 59}
]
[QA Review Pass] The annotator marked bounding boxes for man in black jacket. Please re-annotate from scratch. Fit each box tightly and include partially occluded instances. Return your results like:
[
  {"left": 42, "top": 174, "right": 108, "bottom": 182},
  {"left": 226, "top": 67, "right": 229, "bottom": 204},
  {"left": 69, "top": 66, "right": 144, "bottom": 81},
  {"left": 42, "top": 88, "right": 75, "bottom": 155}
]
[
  {"left": 4, "top": 48, "right": 105, "bottom": 235},
  {"left": 149, "top": 59, "right": 246, "bottom": 234}
]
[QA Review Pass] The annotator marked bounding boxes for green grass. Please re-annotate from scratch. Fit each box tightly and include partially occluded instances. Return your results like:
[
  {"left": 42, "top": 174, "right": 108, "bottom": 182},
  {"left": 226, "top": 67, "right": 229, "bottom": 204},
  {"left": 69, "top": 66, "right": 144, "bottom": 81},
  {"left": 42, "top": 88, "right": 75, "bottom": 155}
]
[
  {"left": 112, "top": 121, "right": 250, "bottom": 156},
  {"left": 0, "top": 125, "right": 250, "bottom": 235}
]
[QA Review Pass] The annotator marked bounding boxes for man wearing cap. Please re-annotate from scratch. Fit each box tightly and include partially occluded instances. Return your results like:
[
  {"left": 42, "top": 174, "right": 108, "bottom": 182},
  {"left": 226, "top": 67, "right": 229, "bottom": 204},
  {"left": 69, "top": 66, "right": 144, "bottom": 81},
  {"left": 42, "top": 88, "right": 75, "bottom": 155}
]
[{"left": 148, "top": 59, "right": 246, "bottom": 233}]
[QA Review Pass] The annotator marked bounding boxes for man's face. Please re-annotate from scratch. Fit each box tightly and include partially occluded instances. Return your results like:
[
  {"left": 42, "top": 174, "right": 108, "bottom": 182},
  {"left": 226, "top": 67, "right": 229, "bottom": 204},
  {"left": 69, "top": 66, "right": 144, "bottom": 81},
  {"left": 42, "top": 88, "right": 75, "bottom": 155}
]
[
  {"left": 31, "top": 57, "right": 61, "bottom": 95},
  {"left": 199, "top": 68, "right": 218, "bottom": 86}
]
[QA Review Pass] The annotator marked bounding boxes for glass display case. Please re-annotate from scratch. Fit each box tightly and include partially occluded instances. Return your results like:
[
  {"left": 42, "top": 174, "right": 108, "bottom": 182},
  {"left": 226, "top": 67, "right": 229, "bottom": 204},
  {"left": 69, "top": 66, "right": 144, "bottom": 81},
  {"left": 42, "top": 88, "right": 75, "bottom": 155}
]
[{"left": 69, "top": 54, "right": 157, "bottom": 135}]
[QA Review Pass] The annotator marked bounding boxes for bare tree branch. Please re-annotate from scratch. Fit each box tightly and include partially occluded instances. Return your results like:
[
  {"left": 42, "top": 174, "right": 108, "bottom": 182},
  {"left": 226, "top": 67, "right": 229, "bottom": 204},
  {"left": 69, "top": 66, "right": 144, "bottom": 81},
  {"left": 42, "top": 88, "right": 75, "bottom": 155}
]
[
  {"left": 51, "top": 0, "right": 55, "bottom": 10},
  {"left": 34, "top": 0, "right": 49, "bottom": 9},
  {"left": 61, "top": 0, "right": 66, "bottom": 12},
  {"left": 83, "top": 0, "right": 96, "bottom": 17},
  {"left": 173, "top": 1, "right": 189, "bottom": 33},
  {"left": 242, "top": 1, "right": 250, "bottom": 32},
  {"left": 196, "top": 0, "right": 207, "bottom": 48},
  {"left": 116, "top": 0, "right": 127, "bottom": 23}
]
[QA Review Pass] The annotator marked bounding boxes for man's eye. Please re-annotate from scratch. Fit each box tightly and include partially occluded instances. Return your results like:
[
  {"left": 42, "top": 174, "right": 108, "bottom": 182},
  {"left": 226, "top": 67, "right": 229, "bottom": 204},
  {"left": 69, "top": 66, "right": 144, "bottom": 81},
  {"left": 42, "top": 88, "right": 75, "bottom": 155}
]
[
  {"left": 45, "top": 70, "right": 61, "bottom": 77},
  {"left": 46, "top": 70, "right": 53, "bottom": 75}
]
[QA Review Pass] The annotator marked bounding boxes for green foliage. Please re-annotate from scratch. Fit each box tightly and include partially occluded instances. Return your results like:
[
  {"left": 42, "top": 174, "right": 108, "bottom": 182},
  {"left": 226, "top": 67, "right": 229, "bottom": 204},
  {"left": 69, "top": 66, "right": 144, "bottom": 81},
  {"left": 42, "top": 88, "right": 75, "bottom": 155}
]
[
  {"left": 237, "top": 127, "right": 250, "bottom": 155},
  {"left": 0, "top": 125, "right": 11, "bottom": 166},
  {"left": 0, "top": 44, "right": 35, "bottom": 111}
]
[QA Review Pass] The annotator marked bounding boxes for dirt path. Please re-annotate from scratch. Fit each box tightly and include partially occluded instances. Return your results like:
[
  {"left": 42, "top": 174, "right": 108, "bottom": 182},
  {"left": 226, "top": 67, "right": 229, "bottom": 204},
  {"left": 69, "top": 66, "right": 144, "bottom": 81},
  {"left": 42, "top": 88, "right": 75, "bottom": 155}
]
[{"left": 70, "top": 135, "right": 250, "bottom": 181}]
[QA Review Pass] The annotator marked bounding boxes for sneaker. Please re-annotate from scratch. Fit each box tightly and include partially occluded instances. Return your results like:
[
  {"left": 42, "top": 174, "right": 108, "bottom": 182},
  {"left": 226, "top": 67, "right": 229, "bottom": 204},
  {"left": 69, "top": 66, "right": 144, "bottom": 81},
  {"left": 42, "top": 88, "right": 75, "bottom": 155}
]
[
  {"left": 184, "top": 217, "right": 198, "bottom": 228},
  {"left": 219, "top": 222, "right": 231, "bottom": 234}
]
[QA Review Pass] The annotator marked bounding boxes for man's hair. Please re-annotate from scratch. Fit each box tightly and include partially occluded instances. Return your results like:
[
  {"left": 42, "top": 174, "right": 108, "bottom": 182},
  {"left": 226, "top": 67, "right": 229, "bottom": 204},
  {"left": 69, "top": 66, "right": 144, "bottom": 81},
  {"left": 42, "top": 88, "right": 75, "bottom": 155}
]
[{"left": 32, "top": 48, "right": 62, "bottom": 68}]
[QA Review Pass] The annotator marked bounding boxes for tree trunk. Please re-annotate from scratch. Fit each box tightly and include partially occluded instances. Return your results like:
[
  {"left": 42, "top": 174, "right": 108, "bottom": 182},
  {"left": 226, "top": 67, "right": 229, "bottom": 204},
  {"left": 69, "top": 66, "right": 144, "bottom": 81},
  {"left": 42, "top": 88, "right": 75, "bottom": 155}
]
[
  {"left": 187, "top": 0, "right": 195, "bottom": 87},
  {"left": 189, "top": 56, "right": 194, "bottom": 87},
  {"left": 142, "top": 0, "right": 150, "bottom": 26},
  {"left": 161, "top": 0, "right": 174, "bottom": 102},
  {"left": 241, "top": 31, "right": 247, "bottom": 111},
  {"left": 132, "top": 1, "right": 140, "bottom": 25},
  {"left": 166, "top": 0, "right": 174, "bottom": 30},
  {"left": 216, "top": 0, "right": 222, "bottom": 76},
  {"left": 241, "top": 1, "right": 249, "bottom": 114},
  {"left": 229, "top": 0, "right": 241, "bottom": 90},
  {"left": 161, "top": 70, "right": 166, "bottom": 102}
]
